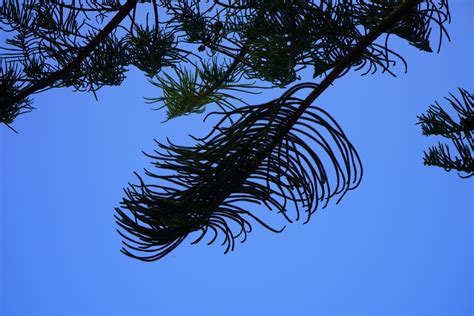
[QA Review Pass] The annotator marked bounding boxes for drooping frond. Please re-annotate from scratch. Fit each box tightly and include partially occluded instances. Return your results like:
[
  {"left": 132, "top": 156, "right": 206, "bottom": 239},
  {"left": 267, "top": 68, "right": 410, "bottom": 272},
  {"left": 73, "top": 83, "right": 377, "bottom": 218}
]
[
  {"left": 115, "top": 83, "right": 362, "bottom": 261},
  {"left": 114, "top": 0, "right": 451, "bottom": 261},
  {"left": 418, "top": 88, "right": 474, "bottom": 178}
]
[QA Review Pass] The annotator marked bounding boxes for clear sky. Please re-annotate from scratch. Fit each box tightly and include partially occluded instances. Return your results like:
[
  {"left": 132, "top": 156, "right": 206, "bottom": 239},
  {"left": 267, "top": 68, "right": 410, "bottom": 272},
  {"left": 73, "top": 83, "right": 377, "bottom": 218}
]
[{"left": 1, "top": 1, "right": 473, "bottom": 315}]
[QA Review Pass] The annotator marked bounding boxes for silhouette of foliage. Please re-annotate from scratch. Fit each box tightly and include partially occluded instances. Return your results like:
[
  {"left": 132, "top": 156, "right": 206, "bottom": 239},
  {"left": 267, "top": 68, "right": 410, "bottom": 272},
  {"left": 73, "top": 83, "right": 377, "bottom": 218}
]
[
  {"left": 418, "top": 88, "right": 474, "bottom": 178},
  {"left": 115, "top": 0, "right": 452, "bottom": 261},
  {"left": 0, "top": 63, "right": 33, "bottom": 131},
  {"left": 116, "top": 83, "right": 363, "bottom": 261},
  {"left": 0, "top": 0, "right": 450, "bottom": 126},
  {"left": 0, "top": 1, "right": 455, "bottom": 261}
]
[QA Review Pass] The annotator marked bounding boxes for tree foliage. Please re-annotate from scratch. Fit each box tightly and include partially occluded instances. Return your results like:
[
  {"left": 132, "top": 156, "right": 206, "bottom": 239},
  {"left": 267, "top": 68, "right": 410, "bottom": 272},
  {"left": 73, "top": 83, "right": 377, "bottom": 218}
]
[
  {"left": 0, "top": 0, "right": 454, "bottom": 261},
  {"left": 0, "top": 0, "right": 450, "bottom": 125},
  {"left": 116, "top": 82, "right": 363, "bottom": 261},
  {"left": 418, "top": 88, "right": 474, "bottom": 178},
  {"left": 114, "top": 0, "right": 451, "bottom": 261}
]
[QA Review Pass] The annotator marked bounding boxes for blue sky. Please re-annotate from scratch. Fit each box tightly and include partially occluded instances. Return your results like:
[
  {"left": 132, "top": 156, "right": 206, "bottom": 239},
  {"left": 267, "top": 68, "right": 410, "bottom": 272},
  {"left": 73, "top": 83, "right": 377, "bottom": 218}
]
[{"left": 1, "top": 1, "right": 472, "bottom": 315}]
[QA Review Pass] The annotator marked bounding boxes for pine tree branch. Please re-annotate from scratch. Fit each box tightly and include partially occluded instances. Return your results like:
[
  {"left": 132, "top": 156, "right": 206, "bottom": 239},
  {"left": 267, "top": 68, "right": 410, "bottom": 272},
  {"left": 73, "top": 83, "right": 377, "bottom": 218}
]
[
  {"left": 423, "top": 140, "right": 474, "bottom": 177},
  {"left": 305, "top": 0, "right": 420, "bottom": 108},
  {"left": 418, "top": 88, "right": 474, "bottom": 137},
  {"left": 233, "top": 0, "right": 423, "bottom": 210},
  {"left": 49, "top": 0, "right": 122, "bottom": 12},
  {"left": 418, "top": 88, "right": 473, "bottom": 178},
  {"left": 194, "top": 49, "right": 246, "bottom": 104},
  {"left": 0, "top": 0, "right": 138, "bottom": 110},
  {"left": 115, "top": 0, "right": 450, "bottom": 261},
  {"left": 198, "top": 0, "right": 424, "bottom": 210},
  {"left": 146, "top": 46, "right": 252, "bottom": 119},
  {"left": 269, "top": 0, "right": 422, "bottom": 151}
]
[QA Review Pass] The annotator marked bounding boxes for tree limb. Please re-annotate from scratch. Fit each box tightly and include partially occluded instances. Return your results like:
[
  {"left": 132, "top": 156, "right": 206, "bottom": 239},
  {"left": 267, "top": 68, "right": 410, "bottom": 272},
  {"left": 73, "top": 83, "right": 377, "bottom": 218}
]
[{"left": 0, "top": 0, "right": 138, "bottom": 110}]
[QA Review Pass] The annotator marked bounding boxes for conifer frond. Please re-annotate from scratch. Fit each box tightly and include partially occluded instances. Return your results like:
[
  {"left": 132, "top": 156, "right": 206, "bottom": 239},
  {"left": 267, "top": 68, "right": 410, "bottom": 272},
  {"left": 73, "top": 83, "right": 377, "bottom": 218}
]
[
  {"left": 417, "top": 88, "right": 473, "bottom": 137},
  {"left": 226, "top": 0, "right": 450, "bottom": 85},
  {"left": 423, "top": 140, "right": 474, "bottom": 178},
  {"left": 0, "top": 64, "right": 33, "bottom": 127},
  {"left": 115, "top": 0, "right": 449, "bottom": 261},
  {"left": 0, "top": 0, "right": 451, "bottom": 128},
  {"left": 69, "top": 34, "right": 130, "bottom": 91},
  {"left": 0, "top": 0, "right": 139, "bottom": 125},
  {"left": 418, "top": 88, "right": 474, "bottom": 178},
  {"left": 125, "top": 25, "right": 185, "bottom": 77},
  {"left": 115, "top": 83, "right": 362, "bottom": 261},
  {"left": 353, "top": 0, "right": 450, "bottom": 53},
  {"left": 164, "top": 0, "right": 212, "bottom": 43},
  {"left": 146, "top": 58, "right": 258, "bottom": 120}
]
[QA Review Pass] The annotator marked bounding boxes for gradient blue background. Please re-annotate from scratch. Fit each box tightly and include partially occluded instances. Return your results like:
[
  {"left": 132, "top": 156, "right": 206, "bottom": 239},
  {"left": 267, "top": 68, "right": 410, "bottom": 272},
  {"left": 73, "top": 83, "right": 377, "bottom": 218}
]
[{"left": 1, "top": 1, "right": 472, "bottom": 315}]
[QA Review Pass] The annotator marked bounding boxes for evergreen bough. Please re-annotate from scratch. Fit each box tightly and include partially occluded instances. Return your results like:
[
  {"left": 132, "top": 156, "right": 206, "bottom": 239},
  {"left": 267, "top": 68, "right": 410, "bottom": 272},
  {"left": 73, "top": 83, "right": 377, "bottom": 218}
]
[
  {"left": 418, "top": 88, "right": 474, "bottom": 178},
  {"left": 0, "top": 1, "right": 458, "bottom": 261}
]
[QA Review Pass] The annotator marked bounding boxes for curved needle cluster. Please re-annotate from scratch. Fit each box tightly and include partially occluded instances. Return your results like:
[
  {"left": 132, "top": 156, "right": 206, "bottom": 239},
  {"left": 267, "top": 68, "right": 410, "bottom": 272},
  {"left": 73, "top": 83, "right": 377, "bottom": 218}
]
[{"left": 115, "top": 83, "right": 362, "bottom": 261}]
